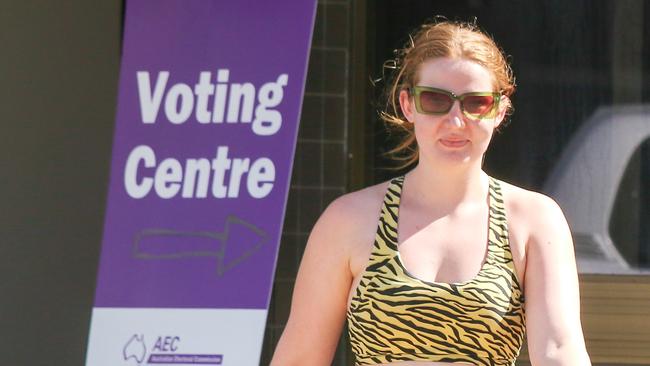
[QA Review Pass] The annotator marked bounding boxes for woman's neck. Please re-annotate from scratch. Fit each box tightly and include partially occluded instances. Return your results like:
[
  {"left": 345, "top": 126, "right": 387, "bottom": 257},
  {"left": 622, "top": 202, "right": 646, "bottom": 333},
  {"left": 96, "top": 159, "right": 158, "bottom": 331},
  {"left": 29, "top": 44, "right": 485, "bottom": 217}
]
[{"left": 404, "top": 160, "right": 488, "bottom": 212}]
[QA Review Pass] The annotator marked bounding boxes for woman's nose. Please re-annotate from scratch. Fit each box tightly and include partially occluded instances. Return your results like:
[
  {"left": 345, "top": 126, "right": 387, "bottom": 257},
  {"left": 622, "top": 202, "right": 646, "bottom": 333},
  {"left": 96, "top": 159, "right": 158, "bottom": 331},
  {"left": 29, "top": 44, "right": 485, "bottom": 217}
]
[{"left": 446, "top": 101, "right": 465, "bottom": 128}]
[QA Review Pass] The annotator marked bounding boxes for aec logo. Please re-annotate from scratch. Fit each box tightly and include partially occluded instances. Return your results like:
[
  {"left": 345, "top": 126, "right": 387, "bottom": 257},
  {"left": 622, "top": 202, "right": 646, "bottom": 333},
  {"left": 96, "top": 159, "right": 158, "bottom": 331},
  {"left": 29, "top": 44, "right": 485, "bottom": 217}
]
[
  {"left": 123, "top": 334, "right": 147, "bottom": 365},
  {"left": 123, "top": 334, "right": 223, "bottom": 365}
]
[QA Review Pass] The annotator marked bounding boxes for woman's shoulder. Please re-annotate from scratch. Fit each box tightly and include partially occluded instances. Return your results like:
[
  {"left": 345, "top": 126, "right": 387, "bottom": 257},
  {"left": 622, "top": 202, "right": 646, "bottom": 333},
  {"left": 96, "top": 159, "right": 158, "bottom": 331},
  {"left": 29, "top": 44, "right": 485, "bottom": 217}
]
[
  {"left": 319, "top": 180, "right": 395, "bottom": 274},
  {"left": 497, "top": 179, "right": 565, "bottom": 218},
  {"left": 320, "top": 180, "right": 391, "bottom": 227},
  {"left": 496, "top": 178, "right": 573, "bottom": 284},
  {"left": 308, "top": 179, "right": 392, "bottom": 258},
  {"left": 496, "top": 178, "right": 570, "bottom": 241}
]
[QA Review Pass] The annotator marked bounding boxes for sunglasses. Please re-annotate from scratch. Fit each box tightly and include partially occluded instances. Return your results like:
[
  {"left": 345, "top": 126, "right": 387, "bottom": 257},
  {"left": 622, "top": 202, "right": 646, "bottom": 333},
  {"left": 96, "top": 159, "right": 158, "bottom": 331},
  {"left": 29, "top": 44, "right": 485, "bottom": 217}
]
[{"left": 409, "top": 86, "right": 502, "bottom": 120}]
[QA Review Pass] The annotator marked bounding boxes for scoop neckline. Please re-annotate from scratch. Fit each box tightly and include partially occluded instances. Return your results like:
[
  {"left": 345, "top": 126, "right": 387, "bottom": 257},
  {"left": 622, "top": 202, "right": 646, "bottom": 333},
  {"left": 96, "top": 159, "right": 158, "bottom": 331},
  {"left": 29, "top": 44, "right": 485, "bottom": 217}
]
[{"left": 391, "top": 174, "right": 494, "bottom": 287}]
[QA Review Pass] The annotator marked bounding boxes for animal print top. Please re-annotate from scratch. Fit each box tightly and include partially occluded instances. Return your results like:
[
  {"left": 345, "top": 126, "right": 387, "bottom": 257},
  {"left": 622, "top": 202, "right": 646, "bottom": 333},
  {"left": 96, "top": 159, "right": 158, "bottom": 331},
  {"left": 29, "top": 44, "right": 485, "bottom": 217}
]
[{"left": 347, "top": 176, "right": 525, "bottom": 366}]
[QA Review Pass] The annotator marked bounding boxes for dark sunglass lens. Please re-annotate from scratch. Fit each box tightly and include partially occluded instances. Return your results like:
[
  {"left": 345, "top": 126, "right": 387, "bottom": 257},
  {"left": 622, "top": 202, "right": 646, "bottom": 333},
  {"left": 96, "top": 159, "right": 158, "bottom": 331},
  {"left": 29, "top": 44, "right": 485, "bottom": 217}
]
[
  {"left": 463, "top": 95, "right": 495, "bottom": 115},
  {"left": 419, "top": 91, "right": 452, "bottom": 113}
]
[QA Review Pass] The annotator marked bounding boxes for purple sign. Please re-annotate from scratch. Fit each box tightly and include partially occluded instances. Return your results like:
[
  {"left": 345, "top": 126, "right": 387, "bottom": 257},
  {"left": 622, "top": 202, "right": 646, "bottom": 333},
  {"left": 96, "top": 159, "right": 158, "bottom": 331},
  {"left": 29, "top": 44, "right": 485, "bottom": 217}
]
[{"left": 93, "top": 0, "right": 316, "bottom": 310}]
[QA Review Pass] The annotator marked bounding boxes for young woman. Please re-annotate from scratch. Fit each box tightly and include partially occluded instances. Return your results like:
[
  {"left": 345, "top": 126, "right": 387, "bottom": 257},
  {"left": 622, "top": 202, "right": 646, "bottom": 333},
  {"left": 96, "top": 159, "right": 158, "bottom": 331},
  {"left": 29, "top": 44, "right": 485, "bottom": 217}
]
[{"left": 271, "top": 20, "right": 591, "bottom": 366}]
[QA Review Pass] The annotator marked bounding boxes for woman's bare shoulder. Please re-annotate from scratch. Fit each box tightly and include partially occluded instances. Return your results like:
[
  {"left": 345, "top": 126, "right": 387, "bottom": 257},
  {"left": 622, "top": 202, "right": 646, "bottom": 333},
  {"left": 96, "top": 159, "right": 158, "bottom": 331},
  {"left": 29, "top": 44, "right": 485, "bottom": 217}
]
[
  {"left": 498, "top": 179, "right": 570, "bottom": 245},
  {"left": 308, "top": 180, "right": 391, "bottom": 261},
  {"left": 498, "top": 180, "right": 545, "bottom": 207},
  {"left": 329, "top": 181, "right": 388, "bottom": 213},
  {"left": 320, "top": 180, "right": 390, "bottom": 230},
  {"left": 322, "top": 180, "right": 393, "bottom": 275}
]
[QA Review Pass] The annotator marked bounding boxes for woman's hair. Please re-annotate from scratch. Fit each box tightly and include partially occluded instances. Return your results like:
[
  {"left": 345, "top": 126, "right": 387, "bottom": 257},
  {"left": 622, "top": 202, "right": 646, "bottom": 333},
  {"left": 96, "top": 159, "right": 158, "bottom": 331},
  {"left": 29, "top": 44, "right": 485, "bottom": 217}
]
[{"left": 381, "top": 19, "right": 516, "bottom": 168}]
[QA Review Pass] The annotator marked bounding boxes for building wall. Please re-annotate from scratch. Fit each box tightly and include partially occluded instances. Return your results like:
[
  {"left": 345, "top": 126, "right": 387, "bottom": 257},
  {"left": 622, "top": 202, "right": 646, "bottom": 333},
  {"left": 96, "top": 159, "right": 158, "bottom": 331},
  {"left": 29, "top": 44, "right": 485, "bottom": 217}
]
[{"left": 0, "top": 1, "right": 122, "bottom": 364}]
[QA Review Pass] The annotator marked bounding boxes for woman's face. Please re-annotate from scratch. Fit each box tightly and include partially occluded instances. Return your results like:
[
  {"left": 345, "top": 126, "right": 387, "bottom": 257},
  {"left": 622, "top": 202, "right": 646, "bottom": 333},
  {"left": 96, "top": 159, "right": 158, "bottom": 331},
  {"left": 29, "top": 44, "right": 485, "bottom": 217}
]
[{"left": 399, "top": 57, "right": 507, "bottom": 168}]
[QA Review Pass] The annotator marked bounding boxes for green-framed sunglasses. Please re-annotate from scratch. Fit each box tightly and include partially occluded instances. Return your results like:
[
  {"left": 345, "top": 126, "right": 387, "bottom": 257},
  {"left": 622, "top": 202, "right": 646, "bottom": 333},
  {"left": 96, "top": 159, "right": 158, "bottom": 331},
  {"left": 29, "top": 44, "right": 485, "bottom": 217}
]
[{"left": 409, "top": 86, "right": 502, "bottom": 120}]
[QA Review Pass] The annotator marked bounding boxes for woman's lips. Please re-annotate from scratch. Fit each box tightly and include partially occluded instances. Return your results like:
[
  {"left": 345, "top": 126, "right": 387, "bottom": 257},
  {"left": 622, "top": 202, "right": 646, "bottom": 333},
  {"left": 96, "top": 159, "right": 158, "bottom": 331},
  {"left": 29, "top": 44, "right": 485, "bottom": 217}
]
[{"left": 439, "top": 138, "right": 469, "bottom": 148}]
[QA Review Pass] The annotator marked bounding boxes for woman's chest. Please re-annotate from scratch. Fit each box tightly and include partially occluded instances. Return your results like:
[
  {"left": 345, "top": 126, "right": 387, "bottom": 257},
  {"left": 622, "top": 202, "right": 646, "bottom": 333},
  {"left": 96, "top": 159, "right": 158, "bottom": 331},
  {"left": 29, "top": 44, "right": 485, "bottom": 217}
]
[{"left": 397, "top": 212, "right": 490, "bottom": 284}]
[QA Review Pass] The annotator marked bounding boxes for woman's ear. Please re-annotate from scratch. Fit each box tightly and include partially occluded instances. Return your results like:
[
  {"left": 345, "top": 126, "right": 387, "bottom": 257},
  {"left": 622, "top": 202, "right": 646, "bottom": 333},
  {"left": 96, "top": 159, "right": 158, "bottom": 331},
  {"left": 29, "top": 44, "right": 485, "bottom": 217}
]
[
  {"left": 494, "top": 95, "right": 510, "bottom": 129},
  {"left": 399, "top": 89, "right": 415, "bottom": 122}
]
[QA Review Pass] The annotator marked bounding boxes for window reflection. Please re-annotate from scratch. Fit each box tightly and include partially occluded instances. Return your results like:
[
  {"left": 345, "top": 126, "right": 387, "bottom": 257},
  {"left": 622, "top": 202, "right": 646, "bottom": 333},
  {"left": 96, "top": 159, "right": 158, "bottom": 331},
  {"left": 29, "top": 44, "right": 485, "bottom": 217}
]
[
  {"left": 542, "top": 107, "right": 650, "bottom": 274},
  {"left": 610, "top": 138, "right": 650, "bottom": 269}
]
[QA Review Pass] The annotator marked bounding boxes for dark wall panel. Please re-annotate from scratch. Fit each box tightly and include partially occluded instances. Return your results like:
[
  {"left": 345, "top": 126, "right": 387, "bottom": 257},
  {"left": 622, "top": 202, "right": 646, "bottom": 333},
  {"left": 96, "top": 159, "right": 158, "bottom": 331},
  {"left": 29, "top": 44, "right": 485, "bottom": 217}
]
[{"left": 0, "top": 1, "right": 122, "bottom": 364}]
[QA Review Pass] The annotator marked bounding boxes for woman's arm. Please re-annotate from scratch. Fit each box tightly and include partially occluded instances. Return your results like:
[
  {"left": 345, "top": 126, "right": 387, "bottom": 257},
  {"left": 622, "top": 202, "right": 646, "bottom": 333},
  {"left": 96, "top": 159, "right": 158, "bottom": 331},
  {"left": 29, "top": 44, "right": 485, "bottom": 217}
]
[
  {"left": 523, "top": 194, "right": 591, "bottom": 365},
  {"left": 270, "top": 196, "right": 358, "bottom": 365}
]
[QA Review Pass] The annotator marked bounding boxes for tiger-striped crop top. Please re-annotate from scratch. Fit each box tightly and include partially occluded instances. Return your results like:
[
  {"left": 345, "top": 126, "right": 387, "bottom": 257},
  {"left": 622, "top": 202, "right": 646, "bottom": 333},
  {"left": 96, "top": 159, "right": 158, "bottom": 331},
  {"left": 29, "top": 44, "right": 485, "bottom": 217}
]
[{"left": 347, "top": 176, "right": 526, "bottom": 366}]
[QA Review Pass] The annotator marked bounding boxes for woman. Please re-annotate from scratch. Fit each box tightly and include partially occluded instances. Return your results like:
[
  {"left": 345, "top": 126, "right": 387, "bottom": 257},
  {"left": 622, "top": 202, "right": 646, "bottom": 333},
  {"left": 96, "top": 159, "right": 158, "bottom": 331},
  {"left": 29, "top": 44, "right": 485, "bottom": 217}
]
[{"left": 271, "top": 20, "right": 591, "bottom": 366}]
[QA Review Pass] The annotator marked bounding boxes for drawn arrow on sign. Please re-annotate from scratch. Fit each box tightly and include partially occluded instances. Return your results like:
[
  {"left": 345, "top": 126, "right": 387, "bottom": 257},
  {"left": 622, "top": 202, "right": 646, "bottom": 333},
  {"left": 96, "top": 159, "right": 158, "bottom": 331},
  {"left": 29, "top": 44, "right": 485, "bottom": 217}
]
[{"left": 132, "top": 215, "right": 268, "bottom": 277}]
